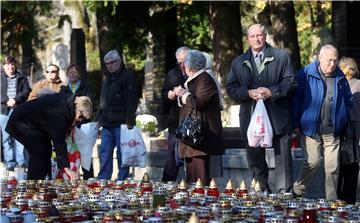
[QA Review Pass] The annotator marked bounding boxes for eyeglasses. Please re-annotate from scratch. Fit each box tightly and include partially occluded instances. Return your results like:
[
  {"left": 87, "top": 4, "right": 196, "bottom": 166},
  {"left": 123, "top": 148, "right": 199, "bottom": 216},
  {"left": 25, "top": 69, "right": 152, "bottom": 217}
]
[
  {"left": 105, "top": 60, "right": 119, "bottom": 66},
  {"left": 322, "top": 58, "right": 339, "bottom": 66},
  {"left": 46, "top": 70, "right": 59, "bottom": 74}
]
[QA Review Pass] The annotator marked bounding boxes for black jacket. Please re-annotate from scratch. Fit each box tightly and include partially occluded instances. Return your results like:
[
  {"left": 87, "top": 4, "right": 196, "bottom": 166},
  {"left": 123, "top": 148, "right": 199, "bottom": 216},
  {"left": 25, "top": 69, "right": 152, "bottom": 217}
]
[
  {"left": 60, "top": 81, "right": 94, "bottom": 109},
  {"left": 5, "top": 93, "right": 75, "bottom": 169},
  {"left": 227, "top": 44, "right": 296, "bottom": 136},
  {"left": 161, "top": 66, "right": 187, "bottom": 133},
  {"left": 98, "top": 66, "right": 138, "bottom": 127},
  {"left": 1, "top": 70, "right": 31, "bottom": 114}
]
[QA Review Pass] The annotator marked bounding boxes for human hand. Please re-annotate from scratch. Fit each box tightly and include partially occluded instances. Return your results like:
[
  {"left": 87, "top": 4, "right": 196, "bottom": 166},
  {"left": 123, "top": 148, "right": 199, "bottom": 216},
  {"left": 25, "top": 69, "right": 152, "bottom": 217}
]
[
  {"left": 63, "top": 167, "right": 77, "bottom": 180},
  {"left": 173, "top": 86, "right": 186, "bottom": 97},
  {"left": 168, "top": 90, "right": 176, "bottom": 100},
  {"left": 248, "top": 89, "right": 262, "bottom": 101},
  {"left": 7, "top": 99, "right": 16, "bottom": 107},
  {"left": 294, "top": 128, "right": 301, "bottom": 136},
  {"left": 258, "top": 87, "right": 272, "bottom": 99}
]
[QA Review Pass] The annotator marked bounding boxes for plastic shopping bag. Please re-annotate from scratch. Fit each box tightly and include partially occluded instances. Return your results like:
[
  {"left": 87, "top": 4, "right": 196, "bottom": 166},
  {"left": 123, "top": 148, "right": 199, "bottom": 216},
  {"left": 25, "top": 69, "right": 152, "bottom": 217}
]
[
  {"left": 120, "top": 125, "right": 147, "bottom": 167},
  {"left": 74, "top": 122, "right": 98, "bottom": 171},
  {"left": 247, "top": 99, "right": 273, "bottom": 148},
  {"left": 57, "top": 130, "right": 81, "bottom": 180}
]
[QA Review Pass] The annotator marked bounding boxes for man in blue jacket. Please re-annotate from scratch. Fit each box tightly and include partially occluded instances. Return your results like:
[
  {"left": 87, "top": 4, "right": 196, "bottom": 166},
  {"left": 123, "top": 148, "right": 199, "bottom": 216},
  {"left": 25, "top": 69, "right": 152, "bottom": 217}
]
[{"left": 291, "top": 44, "right": 353, "bottom": 200}]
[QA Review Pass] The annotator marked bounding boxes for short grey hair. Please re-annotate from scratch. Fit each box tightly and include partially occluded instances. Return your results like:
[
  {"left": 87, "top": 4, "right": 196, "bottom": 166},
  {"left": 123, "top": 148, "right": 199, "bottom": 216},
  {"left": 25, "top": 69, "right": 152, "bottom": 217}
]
[
  {"left": 74, "top": 96, "right": 93, "bottom": 119},
  {"left": 175, "top": 46, "right": 190, "bottom": 58},
  {"left": 319, "top": 44, "right": 338, "bottom": 58},
  {"left": 246, "top": 24, "right": 267, "bottom": 36},
  {"left": 104, "top": 50, "right": 122, "bottom": 63},
  {"left": 184, "top": 50, "right": 206, "bottom": 71}
]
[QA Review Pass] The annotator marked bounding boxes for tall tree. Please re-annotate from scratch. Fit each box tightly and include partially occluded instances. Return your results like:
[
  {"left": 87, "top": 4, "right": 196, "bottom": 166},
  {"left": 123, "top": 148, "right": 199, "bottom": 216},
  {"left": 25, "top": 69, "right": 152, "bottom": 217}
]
[
  {"left": 1, "top": 1, "right": 52, "bottom": 70},
  {"left": 209, "top": 2, "right": 243, "bottom": 125},
  {"left": 268, "top": 1, "right": 301, "bottom": 70},
  {"left": 332, "top": 1, "right": 360, "bottom": 61}
]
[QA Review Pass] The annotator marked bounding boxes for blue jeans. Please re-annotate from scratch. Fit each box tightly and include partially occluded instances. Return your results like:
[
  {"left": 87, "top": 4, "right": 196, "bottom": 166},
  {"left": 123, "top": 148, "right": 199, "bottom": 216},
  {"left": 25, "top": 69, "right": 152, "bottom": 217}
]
[
  {"left": 1, "top": 113, "right": 26, "bottom": 169},
  {"left": 98, "top": 126, "right": 129, "bottom": 180}
]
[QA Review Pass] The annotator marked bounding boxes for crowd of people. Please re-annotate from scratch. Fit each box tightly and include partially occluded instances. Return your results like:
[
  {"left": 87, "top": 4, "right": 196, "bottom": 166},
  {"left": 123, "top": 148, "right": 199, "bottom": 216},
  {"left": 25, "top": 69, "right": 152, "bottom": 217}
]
[{"left": 0, "top": 23, "right": 359, "bottom": 204}]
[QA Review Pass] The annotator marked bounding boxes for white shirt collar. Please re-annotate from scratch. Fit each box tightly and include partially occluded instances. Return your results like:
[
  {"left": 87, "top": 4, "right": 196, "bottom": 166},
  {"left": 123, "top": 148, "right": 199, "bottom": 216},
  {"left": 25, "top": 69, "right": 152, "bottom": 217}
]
[{"left": 252, "top": 47, "right": 265, "bottom": 59}]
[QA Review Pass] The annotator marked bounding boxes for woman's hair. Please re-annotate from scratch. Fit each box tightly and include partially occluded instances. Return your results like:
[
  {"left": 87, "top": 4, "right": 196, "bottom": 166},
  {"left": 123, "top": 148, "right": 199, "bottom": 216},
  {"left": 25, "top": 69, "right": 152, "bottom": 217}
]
[
  {"left": 184, "top": 50, "right": 206, "bottom": 71},
  {"left": 66, "top": 64, "right": 81, "bottom": 75},
  {"left": 74, "top": 96, "right": 93, "bottom": 119},
  {"left": 339, "top": 56, "right": 359, "bottom": 79}
]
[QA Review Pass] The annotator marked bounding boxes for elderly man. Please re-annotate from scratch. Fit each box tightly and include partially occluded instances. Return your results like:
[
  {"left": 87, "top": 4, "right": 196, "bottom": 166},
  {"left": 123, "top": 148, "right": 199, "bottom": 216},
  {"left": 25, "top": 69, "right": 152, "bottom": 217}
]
[
  {"left": 1, "top": 56, "right": 31, "bottom": 170},
  {"left": 97, "top": 50, "right": 138, "bottom": 180},
  {"left": 161, "top": 46, "right": 189, "bottom": 182},
  {"left": 227, "top": 24, "right": 296, "bottom": 193},
  {"left": 291, "top": 44, "right": 353, "bottom": 200}
]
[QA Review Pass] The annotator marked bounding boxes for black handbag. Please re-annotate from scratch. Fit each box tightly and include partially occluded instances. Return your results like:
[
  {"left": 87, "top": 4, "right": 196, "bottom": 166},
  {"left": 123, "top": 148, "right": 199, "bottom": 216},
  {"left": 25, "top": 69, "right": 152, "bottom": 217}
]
[{"left": 175, "top": 106, "right": 205, "bottom": 149}]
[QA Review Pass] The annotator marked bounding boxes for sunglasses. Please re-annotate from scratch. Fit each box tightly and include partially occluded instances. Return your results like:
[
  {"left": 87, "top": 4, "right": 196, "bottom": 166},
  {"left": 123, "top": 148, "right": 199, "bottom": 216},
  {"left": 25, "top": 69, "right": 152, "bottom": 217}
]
[{"left": 46, "top": 70, "right": 59, "bottom": 74}]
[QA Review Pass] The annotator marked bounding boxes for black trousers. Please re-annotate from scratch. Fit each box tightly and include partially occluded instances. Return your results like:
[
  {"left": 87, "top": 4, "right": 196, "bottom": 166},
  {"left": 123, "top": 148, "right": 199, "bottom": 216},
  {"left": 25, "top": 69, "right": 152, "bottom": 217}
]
[
  {"left": 337, "top": 163, "right": 359, "bottom": 204},
  {"left": 162, "top": 133, "right": 180, "bottom": 182},
  {"left": 21, "top": 134, "right": 52, "bottom": 180},
  {"left": 246, "top": 133, "right": 293, "bottom": 192},
  {"left": 82, "top": 163, "right": 94, "bottom": 180}
]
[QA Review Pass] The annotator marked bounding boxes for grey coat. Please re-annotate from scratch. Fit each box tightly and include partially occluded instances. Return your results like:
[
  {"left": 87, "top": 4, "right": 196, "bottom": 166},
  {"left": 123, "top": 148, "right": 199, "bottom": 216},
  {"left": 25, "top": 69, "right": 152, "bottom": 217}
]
[{"left": 226, "top": 44, "right": 296, "bottom": 137}]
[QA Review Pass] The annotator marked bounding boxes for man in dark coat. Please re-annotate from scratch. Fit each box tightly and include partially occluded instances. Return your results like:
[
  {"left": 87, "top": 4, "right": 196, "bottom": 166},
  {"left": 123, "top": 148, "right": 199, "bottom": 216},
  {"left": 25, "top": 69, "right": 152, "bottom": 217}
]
[
  {"left": 161, "top": 46, "right": 189, "bottom": 182},
  {"left": 1, "top": 56, "right": 31, "bottom": 170},
  {"left": 5, "top": 93, "right": 93, "bottom": 180},
  {"left": 97, "top": 50, "right": 139, "bottom": 180},
  {"left": 226, "top": 24, "right": 296, "bottom": 193}
]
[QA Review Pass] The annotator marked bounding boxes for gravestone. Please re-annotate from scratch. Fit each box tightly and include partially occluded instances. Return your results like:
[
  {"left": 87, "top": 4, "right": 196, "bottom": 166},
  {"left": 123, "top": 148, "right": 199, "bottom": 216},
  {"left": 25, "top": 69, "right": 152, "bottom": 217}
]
[{"left": 53, "top": 43, "right": 69, "bottom": 83}]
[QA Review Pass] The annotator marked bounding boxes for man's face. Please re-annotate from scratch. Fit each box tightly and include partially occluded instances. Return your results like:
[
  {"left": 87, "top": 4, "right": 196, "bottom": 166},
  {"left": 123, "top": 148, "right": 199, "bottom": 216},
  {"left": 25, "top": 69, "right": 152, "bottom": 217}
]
[
  {"left": 3, "top": 62, "right": 16, "bottom": 76},
  {"left": 319, "top": 49, "right": 338, "bottom": 76},
  {"left": 67, "top": 67, "right": 81, "bottom": 83},
  {"left": 247, "top": 25, "right": 266, "bottom": 52},
  {"left": 46, "top": 65, "right": 59, "bottom": 82},
  {"left": 176, "top": 53, "right": 187, "bottom": 74},
  {"left": 105, "top": 59, "right": 121, "bottom": 74}
]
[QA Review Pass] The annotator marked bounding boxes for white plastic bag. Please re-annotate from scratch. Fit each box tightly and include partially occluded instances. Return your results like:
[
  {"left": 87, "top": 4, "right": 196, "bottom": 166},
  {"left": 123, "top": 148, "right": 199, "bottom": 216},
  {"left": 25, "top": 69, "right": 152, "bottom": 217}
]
[
  {"left": 120, "top": 125, "right": 147, "bottom": 167},
  {"left": 247, "top": 99, "right": 273, "bottom": 148},
  {"left": 74, "top": 122, "right": 99, "bottom": 171}
]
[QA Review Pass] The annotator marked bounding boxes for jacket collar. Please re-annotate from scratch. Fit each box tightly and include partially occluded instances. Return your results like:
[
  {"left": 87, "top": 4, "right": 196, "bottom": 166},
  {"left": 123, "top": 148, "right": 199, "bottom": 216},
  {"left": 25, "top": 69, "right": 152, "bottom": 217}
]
[
  {"left": 307, "top": 60, "right": 345, "bottom": 81},
  {"left": 184, "top": 69, "right": 206, "bottom": 90},
  {"left": 243, "top": 43, "right": 275, "bottom": 74}
]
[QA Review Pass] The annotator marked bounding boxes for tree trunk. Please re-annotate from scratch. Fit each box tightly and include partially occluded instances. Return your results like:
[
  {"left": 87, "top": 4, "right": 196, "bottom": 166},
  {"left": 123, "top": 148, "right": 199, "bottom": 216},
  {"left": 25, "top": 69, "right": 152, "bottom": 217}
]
[
  {"left": 21, "top": 35, "right": 34, "bottom": 76},
  {"left": 269, "top": 1, "right": 301, "bottom": 70},
  {"left": 209, "top": 2, "right": 243, "bottom": 126}
]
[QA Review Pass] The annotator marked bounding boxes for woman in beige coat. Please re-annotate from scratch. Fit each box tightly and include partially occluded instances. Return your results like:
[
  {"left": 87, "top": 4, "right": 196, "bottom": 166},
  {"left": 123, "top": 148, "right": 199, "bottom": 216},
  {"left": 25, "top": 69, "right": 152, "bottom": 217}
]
[{"left": 174, "top": 50, "right": 223, "bottom": 185}]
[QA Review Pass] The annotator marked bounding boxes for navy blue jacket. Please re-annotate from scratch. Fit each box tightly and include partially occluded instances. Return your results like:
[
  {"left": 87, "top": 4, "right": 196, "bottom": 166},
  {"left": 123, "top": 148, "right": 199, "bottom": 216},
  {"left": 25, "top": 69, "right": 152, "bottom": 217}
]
[
  {"left": 161, "top": 66, "right": 187, "bottom": 133},
  {"left": 291, "top": 60, "right": 353, "bottom": 137},
  {"left": 227, "top": 44, "right": 296, "bottom": 136}
]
